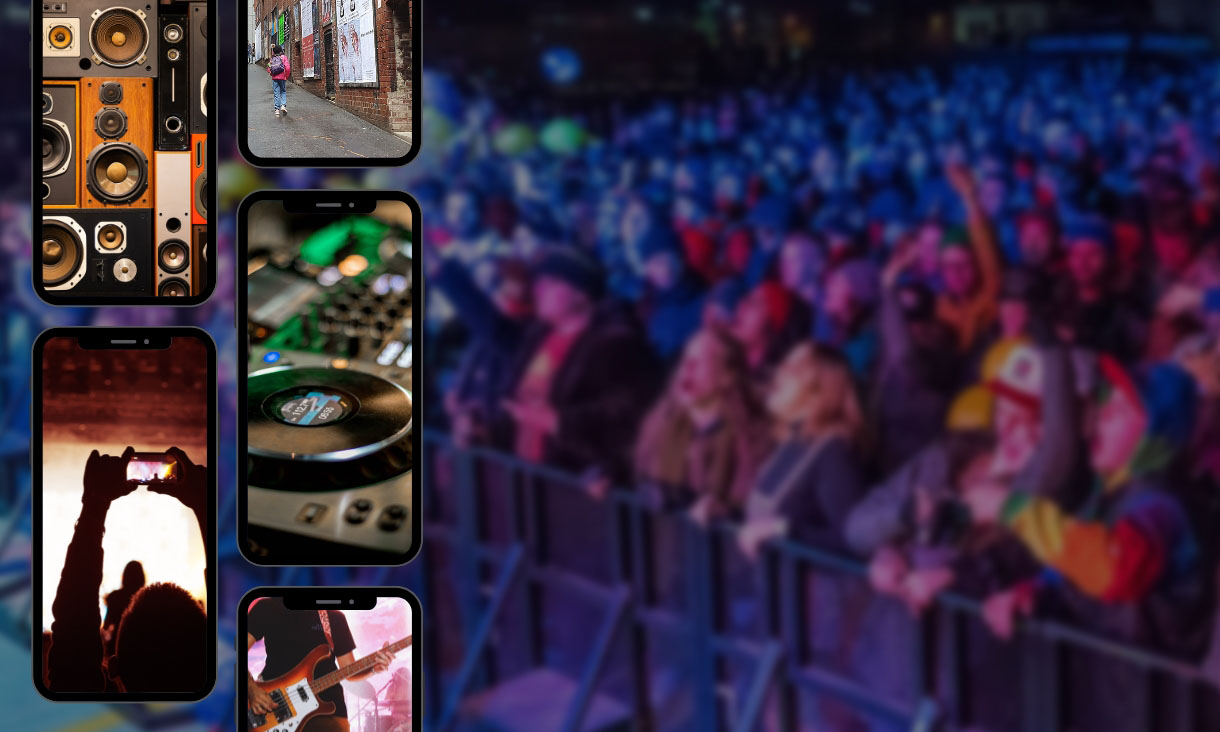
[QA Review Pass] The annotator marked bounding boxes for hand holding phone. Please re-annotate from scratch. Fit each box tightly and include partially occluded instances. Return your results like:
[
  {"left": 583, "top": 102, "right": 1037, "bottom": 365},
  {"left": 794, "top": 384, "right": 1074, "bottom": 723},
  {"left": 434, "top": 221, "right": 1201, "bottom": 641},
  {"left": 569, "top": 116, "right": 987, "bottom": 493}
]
[
  {"left": 82, "top": 446, "right": 138, "bottom": 507},
  {"left": 147, "top": 446, "right": 207, "bottom": 520}
]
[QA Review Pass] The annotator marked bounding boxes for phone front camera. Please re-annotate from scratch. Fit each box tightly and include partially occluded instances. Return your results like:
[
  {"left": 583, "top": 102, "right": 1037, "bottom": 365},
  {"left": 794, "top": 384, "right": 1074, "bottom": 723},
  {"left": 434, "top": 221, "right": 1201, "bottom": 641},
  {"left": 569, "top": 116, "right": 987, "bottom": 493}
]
[{"left": 143, "top": 338, "right": 149, "bottom": 344}]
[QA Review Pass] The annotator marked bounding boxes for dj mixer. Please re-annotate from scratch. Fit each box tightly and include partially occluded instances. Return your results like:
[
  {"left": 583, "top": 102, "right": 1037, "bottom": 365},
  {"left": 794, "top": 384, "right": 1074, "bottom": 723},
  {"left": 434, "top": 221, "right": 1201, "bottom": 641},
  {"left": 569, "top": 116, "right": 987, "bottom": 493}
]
[{"left": 245, "top": 213, "right": 415, "bottom": 563}]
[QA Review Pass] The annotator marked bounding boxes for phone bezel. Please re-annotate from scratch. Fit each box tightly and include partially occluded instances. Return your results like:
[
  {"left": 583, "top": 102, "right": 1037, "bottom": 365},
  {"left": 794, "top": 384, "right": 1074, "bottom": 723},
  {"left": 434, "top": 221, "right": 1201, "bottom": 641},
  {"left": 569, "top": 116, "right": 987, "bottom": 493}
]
[
  {"left": 235, "top": 0, "right": 421, "bottom": 168},
  {"left": 236, "top": 586, "right": 423, "bottom": 732},
  {"left": 236, "top": 190, "right": 423, "bottom": 567},
  {"left": 30, "top": 1, "right": 219, "bottom": 306},
  {"left": 30, "top": 327, "right": 219, "bottom": 702}
]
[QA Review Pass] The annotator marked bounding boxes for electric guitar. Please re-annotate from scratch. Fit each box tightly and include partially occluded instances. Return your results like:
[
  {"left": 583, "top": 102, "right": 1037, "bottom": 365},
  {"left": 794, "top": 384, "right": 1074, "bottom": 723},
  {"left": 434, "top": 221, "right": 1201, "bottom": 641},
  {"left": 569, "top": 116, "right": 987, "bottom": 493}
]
[{"left": 247, "top": 635, "right": 413, "bottom": 732}]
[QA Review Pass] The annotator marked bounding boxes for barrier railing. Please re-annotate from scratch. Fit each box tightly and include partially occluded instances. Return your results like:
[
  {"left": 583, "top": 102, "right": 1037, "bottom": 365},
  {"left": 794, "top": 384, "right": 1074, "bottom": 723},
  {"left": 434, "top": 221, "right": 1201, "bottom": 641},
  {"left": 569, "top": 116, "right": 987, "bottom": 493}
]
[{"left": 419, "top": 430, "right": 1218, "bottom": 731}]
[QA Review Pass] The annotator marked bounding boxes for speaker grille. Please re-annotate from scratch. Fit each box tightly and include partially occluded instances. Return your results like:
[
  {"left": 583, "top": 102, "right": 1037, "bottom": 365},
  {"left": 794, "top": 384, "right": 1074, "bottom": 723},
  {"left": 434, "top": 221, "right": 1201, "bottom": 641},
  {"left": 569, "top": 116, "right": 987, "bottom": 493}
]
[
  {"left": 42, "top": 219, "right": 84, "bottom": 287},
  {"left": 90, "top": 8, "right": 148, "bottom": 67},
  {"left": 85, "top": 142, "right": 148, "bottom": 204}
]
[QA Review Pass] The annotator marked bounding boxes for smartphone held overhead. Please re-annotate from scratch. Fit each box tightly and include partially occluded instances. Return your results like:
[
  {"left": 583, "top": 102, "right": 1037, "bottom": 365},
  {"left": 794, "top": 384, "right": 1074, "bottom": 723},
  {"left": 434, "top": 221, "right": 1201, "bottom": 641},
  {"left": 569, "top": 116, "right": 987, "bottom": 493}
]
[{"left": 31, "top": 329, "right": 217, "bottom": 702}]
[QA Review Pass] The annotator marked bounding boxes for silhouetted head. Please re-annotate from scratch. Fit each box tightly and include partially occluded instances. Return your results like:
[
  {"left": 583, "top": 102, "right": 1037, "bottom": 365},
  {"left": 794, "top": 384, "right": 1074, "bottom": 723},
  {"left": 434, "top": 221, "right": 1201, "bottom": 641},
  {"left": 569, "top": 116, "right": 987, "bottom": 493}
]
[
  {"left": 109, "top": 583, "right": 206, "bottom": 692},
  {"left": 121, "top": 560, "right": 145, "bottom": 591}
]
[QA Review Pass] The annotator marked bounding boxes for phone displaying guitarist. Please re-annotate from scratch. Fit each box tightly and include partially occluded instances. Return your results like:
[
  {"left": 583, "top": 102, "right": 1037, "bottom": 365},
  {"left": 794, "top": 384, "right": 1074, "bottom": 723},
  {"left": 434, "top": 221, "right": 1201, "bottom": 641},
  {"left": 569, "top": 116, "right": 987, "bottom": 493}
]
[{"left": 240, "top": 588, "right": 421, "bottom": 732}]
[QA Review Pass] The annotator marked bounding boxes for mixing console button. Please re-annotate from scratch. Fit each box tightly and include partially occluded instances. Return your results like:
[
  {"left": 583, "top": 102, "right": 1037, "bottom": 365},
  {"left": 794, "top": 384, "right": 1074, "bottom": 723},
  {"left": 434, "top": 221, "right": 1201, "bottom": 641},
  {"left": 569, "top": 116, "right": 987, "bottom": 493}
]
[
  {"left": 377, "top": 504, "right": 408, "bottom": 532},
  {"left": 345, "top": 499, "right": 373, "bottom": 524}
]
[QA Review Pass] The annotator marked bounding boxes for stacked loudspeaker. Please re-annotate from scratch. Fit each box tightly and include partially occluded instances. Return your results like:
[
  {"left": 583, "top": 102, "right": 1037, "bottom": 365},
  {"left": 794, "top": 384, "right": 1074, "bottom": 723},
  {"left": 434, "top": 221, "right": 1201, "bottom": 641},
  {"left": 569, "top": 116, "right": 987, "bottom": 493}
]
[{"left": 40, "top": 0, "right": 208, "bottom": 298}]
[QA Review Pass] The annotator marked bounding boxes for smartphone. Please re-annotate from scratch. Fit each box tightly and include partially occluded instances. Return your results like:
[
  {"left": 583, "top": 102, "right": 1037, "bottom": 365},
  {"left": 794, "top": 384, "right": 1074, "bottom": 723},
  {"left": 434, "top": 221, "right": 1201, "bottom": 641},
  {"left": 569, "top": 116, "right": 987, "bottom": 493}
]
[
  {"left": 238, "top": 191, "right": 421, "bottom": 566},
  {"left": 239, "top": 587, "right": 420, "bottom": 732},
  {"left": 32, "top": 328, "right": 217, "bottom": 701},
  {"left": 33, "top": 1, "right": 216, "bottom": 304},
  {"left": 236, "top": 0, "right": 419, "bottom": 166},
  {"left": 125, "top": 452, "right": 180, "bottom": 483}
]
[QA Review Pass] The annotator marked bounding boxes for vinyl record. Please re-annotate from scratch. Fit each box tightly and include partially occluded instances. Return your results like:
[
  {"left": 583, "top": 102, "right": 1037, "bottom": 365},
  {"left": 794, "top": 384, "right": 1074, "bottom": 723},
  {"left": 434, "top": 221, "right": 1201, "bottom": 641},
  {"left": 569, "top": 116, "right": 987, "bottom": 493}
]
[{"left": 248, "top": 366, "right": 412, "bottom": 462}]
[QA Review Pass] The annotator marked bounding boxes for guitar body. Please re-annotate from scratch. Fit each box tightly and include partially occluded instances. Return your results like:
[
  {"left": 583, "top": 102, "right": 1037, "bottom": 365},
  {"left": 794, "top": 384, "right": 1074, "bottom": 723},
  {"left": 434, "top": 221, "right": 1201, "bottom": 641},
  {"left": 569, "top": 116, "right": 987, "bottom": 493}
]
[{"left": 248, "top": 644, "right": 338, "bottom": 732}]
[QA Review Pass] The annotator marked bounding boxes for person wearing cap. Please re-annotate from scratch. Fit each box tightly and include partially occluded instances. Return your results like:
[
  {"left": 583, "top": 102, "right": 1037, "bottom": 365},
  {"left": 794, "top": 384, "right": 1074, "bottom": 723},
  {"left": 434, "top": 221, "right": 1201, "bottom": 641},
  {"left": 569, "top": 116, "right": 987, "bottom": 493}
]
[{"left": 494, "top": 246, "right": 663, "bottom": 482}]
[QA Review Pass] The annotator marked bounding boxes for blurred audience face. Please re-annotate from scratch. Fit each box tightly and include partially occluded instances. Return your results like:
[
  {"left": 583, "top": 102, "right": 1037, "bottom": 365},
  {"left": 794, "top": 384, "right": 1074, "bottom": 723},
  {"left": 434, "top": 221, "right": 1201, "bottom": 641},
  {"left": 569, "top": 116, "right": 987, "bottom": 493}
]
[
  {"left": 1018, "top": 216, "right": 1056, "bottom": 265},
  {"left": 823, "top": 269, "right": 857, "bottom": 324},
  {"left": 674, "top": 331, "right": 733, "bottom": 410},
  {"left": 992, "top": 396, "right": 1039, "bottom": 477},
  {"left": 1067, "top": 239, "right": 1109, "bottom": 291},
  {"left": 444, "top": 189, "right": 481, "bottom": 239},
  {"left": 731, "top": 287, "right": 771, "bottom": 348},
  {"left": 1088, "top": 386, "right": 1147, "bottom": 477},
  {"left": 779, "top": 234, "right": 823, "bottom": 300},
  {"left": 916, "top": 223, "right": 943, "bottom": 274},
  {"left": 1152, "top": 228, "right": 1195, "bottom": 275},
  {"left": 534, "top": 276, "right": 591, "bottom": 325},
  {"left": 940, "top": 246, "right": 979, "bottom": 298},
  {"left": 766, "top": 343, "right": 861, "bottom": 439},
  {"left": 643, "top": 251, "right": 682, "bottom": 291},
  {"left": 621, "top": 197, "right": 652, "bottom": 247},
  {"left": 999, "top": 299, "right": 1031, "bottom": 339}
]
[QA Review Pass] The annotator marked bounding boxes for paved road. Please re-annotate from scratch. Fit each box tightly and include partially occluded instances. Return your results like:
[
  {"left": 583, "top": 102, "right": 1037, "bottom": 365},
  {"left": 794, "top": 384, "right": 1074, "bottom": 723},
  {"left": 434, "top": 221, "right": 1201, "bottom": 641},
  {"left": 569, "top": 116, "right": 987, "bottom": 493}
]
[{"left": 245, "top": 63, "right": 412, "bottom": 160}]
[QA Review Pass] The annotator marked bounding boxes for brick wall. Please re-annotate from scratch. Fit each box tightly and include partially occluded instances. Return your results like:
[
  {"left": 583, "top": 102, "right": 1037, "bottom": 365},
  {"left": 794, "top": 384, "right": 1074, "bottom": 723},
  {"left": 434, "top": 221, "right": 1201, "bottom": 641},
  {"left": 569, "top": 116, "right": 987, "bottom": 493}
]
[{"left": 273, "top": 0, "right": 413, "bottom": 136}]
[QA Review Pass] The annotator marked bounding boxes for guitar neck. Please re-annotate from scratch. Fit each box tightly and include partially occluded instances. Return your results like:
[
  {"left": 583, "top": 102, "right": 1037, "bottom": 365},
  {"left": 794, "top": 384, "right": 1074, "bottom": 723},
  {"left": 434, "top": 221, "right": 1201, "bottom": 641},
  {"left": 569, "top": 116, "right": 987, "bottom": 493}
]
[{"left": 308, "top": 636, "right": 412, "bottom": 694}]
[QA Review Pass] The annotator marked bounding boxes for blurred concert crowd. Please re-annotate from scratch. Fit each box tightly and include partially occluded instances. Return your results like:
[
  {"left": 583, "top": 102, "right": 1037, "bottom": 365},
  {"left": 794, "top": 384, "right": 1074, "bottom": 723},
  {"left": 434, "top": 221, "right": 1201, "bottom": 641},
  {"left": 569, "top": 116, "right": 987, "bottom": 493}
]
[{"left": 419, "top": 53, "right": 1220, "bottom": 678}]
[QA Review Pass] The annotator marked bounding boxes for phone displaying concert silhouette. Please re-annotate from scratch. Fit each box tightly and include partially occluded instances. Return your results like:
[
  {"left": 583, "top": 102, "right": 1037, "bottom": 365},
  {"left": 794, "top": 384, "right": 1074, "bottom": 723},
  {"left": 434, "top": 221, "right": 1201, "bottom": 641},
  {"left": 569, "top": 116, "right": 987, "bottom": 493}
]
[
  {"left": 31, "top": 328, "right": 216, "bottom": 702},
  {"left": 239, "top": 587, "right": 419, "bottom": 732}
]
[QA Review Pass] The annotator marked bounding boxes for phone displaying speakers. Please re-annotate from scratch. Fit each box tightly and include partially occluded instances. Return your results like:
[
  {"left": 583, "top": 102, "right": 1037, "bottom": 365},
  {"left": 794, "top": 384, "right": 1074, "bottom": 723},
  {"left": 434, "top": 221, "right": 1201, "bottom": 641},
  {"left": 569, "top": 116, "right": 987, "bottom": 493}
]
[
  {"left": 33, "top": 1, "right": 216, "bottom": 304},
  {"left": 32, "top": 328, "right": 217, "bottom": 702},
  {"left": 239, "top": 587, "right": 420, "bottom": 732},
  {"left": 238, "top": 191, "right": 421, "bottom": 566}
]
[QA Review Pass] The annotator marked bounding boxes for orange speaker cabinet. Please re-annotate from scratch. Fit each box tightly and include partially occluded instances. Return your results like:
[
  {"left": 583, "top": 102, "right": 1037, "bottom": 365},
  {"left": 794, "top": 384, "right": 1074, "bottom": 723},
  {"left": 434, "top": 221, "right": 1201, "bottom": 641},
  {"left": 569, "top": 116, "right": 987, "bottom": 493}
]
[{"left": 80, "top": 76, "right": 154, "bottom": 209}]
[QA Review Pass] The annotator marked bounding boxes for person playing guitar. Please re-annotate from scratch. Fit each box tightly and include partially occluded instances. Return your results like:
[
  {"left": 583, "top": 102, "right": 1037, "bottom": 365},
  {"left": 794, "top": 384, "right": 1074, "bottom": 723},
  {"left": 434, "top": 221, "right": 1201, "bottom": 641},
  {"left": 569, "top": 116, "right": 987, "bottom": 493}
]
[{"left": 247, "top": 598, "right": 397, "bottom": 732}]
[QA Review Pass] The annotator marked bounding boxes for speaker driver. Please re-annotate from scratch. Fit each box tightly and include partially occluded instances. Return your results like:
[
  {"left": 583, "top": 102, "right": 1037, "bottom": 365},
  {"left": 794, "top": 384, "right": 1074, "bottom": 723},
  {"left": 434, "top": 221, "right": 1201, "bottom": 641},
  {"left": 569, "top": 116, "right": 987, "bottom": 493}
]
[
  {"left": 42, "top": 119, "right": 72, "bottom": 177},
  {"left": 42, "top": 219, "right": 84, "bottom": 287},
  {"left": 48, "top": 23, "right": 74, "bottom": 50},
  {"left": 113, "top": 257, "right": 137, "bottom": 282},
  {"left": 96, "top": 222, "right": 125, "bottom": 252},
  {"left": 194, "top": 173, "right": 207, "bottom": 220},
  {"left": 99, "top": 81, "right": 123, "bottom": 104},
  {"left": 158, "top": 239, "right": 189, "bottom": 274},
  {"left": 95, "top": 108, "right": 128, "bottom": 139},
  {"left": 85, "top": 142, "right": 148, "bottom": 204},
  {"left": 42, "top": 93, "right": 53, "bottom": 115},
  {"left": 163, "top": 23, "right": 183, "bottom": 43},
  {"left": 159, "top": 278, "right": 188, "bottom": 297},
  {"left": 89, "top": 8, "right": 149, "bottom": 67}
]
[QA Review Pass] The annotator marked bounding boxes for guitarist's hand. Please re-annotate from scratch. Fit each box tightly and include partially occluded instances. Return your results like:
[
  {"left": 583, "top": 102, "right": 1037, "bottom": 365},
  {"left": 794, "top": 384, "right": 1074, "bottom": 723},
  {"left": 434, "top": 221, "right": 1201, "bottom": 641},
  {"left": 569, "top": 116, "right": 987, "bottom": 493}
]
[
  {"left": 371, "top": 642, "right": 394, "bottom": 674},
  {"left": 248, "top": 678, "right": 276, "bottom": 716}
]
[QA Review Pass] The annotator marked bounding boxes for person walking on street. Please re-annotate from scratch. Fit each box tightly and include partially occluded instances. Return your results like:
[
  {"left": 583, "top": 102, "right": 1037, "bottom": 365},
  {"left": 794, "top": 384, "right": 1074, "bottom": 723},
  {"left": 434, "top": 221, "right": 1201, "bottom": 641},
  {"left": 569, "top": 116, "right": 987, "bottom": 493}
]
[
  {"left": 268, "top": 44, "right": 290, "bottom": 116},
  {"left": 248, "top": 42, "right": 254, "bottom": 64}
]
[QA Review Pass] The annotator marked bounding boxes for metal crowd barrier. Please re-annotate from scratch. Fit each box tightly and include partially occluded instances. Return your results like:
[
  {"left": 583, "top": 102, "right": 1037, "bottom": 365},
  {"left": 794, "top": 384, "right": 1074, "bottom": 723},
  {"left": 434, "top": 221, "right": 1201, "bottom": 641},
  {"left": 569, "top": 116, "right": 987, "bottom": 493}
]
[{"left": 419, "top": 430, "right": 1220, "bottom": 732}]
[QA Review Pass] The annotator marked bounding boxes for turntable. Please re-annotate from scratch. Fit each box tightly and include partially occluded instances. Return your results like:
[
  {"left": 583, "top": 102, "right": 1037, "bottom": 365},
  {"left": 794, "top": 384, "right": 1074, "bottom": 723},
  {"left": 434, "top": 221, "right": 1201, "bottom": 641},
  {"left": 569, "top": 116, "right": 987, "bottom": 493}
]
[{"left": 244, "top": 207, "right": 416, "bottom": 563}]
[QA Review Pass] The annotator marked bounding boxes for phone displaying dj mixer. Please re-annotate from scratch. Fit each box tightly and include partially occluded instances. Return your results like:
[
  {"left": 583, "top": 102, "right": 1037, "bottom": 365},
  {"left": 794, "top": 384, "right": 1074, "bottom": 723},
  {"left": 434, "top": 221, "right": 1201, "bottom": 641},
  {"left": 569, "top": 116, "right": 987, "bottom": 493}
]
[{"left": 239, "top": 192, "right": 420, "bottom": 566}]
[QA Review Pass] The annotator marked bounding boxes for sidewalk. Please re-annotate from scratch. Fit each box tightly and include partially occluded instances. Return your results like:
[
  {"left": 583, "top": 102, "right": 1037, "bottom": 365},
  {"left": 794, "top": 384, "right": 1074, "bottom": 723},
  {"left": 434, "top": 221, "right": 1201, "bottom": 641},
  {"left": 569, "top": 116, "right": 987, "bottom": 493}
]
[{"left": 245, "top": 63, "right": 412, "bottom": 160}]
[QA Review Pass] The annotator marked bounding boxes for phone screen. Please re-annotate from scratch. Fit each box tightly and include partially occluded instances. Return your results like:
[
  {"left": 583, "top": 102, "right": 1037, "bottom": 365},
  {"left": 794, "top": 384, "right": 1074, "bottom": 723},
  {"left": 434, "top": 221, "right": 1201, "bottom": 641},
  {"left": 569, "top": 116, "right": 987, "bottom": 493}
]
[
  {"left": 35, "top": 1, "right": 216, "bottom": 304},
  {"left": 239, "top": 192, "right": 420, "bottom": 566},
  {"left": 125, "top": 455, "right": 180, "bottom": 484},
  {"left": 32, "top": 329, "right": 216, "bottom": 701},
  {"left": 240, "top": 588, "right": 419, "bottom": 732}
]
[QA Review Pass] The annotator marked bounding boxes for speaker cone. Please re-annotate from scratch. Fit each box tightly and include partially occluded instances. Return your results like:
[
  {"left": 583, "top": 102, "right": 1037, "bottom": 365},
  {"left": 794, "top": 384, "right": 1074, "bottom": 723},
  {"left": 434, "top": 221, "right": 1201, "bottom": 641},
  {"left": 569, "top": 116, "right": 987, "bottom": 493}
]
[
  {"left": 42, "top": 119, "right": 72, "bottom": 177},
  {"left": 95, "top": 108, "right": 128, "bottom": 139},
  {"left": 99, "top": 81, "right": 123, "bottom": 104},
  {"left": 90, "top": 8, "right": 148, "bottom": 67},
  {"left": 159, "top": 278, "right": 188, "bottom": 297},
  {"left": 48, "top": 23, "right": 74, "bottom": 50},
  {"left": 85, "top": 142, "right": 148, "bottom": 204},
  {"left": 97, "top": 223, "right": 125, "bottom": 251},
  {"left": 163, "top": 23, "right": 183, "bottom": 43},
  {"left": 42, "top": 92, "right": 53, "bottom": 115},
  {"left": 42, "top": 219, "right": 84, "bottom": 287},
  {"left": 158, "top": 239, "right": 189, "bottom": 274},
  {"left": 194, "top": 173, "right": 207, "bottom": 220}
]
